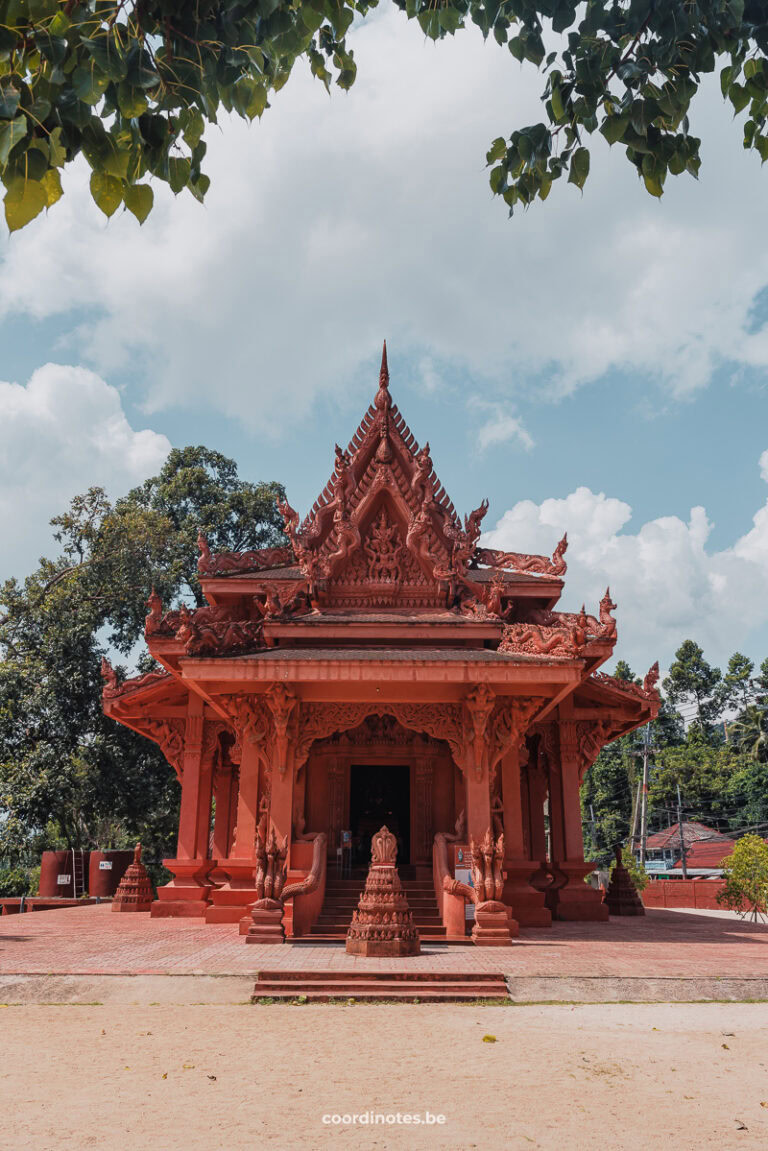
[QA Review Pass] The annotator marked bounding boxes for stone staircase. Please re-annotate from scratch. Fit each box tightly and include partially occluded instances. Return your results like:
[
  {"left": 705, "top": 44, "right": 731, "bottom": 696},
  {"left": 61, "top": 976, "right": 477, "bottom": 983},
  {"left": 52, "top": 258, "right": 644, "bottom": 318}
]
[
  {"left": 252, "top": 970, "right": 510, "bottom": 1002},
  {"left": 303, "top": 866, "right": 456, "bottom": 942}
]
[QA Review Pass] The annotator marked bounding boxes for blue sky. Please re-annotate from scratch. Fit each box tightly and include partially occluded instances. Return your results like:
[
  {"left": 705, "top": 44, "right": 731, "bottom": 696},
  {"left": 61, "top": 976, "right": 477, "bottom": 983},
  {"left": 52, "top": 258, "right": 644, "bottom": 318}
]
[{"left": 1, "top": 6, "right": 767, "bottom": 678}]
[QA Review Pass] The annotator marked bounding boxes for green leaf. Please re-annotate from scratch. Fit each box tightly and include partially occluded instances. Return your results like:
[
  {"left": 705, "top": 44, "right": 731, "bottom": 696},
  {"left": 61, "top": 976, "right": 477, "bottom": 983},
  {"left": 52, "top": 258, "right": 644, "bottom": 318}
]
[
  {"left": 72, "top": 66, "right": 110, "bottom": 106},
  {"left": 567, "top": 146, "right": 590, "bottom": 189},
  {"left": 41, "top": 167, "right": 62, "bottom": 207},
  {"left": 4, "top": 178, "right": 46, "bottom": 232},
  {"left": 188, "top": 173, "right": 210, "bottom": 203},
  {"left": 117, "top": 84, "right": 148, "bottom": 119},
  {"left": 89, "top": 171, "right": 122, "bottom": 218},
  {"left": 124, "top": 182, "right": 153, "bottom": 224},
  {"left": 729, "top": 83, "right": 750, "bottom": 114},
  {"left": 0, "top": 79, "right": 21, "bottom": 120},
  {"left": 600, "top": 114, "right": 628, "bottom": 145},
  {"left": 551, "top": 85, "right": 564, "bottom": 121},
  {"left": 486, "top": 136, "right": 506, "bottom": 165},
  {"left": 438, "top": 6, "right": 463, "bottom": 33},
  {"left": 168, "top": 157, "right": 191, "bottom": 195},
  {"left": 489, "top": 164, "right": 506, "bottom": 194},
  {"left": 0, "top": 117, "right": 27, "bottom": 167}
]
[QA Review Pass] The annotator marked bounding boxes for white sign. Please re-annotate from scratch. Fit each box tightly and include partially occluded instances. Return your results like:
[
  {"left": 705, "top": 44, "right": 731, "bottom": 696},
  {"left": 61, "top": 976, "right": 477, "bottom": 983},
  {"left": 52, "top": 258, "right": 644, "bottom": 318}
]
[
  {"left": 57, "top": 874, "right": 71, "bottom": 885},
  {"left": 455, "top": 868, "right": 475, "bottom": 921},
  {"left": 98, "top": 861, "right": 113, "bottom": 870}
]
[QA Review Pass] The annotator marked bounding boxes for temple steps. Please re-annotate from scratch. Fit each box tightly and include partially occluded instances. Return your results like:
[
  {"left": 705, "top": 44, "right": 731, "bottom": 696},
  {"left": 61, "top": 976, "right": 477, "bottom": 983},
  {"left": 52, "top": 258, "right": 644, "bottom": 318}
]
[
  {"left": 252, "top": 971, "right": 510, "bottom": 1002},
  {"left": 308, "top": 873, "right": 453, "bottom": 940}
]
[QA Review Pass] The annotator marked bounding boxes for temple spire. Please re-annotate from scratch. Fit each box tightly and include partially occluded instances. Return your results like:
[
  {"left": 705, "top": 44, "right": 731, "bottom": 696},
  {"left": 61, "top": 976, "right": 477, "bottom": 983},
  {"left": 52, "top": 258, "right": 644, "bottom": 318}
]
[{"left": 375, "top": 340, "right": 391, "bottom": 411}]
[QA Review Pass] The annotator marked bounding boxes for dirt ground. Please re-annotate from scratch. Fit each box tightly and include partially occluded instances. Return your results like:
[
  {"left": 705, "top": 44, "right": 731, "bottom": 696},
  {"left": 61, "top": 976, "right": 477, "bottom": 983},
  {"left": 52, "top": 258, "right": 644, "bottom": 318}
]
[{"left": 1, "top": 1001, "right": 767, "bottom": 1151}]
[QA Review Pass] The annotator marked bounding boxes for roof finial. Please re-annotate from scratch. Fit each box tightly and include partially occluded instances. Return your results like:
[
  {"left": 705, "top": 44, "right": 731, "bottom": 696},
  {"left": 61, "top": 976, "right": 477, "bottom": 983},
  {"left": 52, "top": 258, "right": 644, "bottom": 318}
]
[{"left": 375, "top": 340, "right": 391, "bottom": 411}]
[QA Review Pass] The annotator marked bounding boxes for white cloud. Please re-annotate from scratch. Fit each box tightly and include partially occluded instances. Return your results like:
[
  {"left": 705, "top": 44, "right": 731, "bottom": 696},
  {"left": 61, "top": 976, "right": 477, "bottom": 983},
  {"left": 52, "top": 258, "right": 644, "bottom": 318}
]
[
  {"left": 471, "top": 399, "right": 534, "bottom": 451},
  {"left": 0, "top": 7, "right": 767, "bottom": 429},
  {"left": 482, "top": 453, "right": 768, "bottom": 674},
  {"left": 0, "top": 364, "right": 171, "bottom": 580}
]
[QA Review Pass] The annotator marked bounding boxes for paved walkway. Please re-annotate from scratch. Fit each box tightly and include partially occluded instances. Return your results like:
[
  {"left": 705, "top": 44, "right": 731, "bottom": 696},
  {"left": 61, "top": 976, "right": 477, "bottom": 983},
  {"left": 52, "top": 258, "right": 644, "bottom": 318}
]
[{"left": 2, "top": 903, "right": 767, "bottom": 977}]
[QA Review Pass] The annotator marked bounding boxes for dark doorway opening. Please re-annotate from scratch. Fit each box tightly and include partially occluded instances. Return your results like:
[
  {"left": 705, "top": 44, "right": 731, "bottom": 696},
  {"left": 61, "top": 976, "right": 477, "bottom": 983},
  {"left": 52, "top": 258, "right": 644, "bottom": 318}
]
[{"left": 349, "top": 764, "right": 410, "bottom": 866}]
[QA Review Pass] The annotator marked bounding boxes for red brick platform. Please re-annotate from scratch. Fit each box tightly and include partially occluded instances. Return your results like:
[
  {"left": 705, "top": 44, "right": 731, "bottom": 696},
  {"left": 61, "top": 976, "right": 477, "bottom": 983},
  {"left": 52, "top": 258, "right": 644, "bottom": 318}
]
[{"left": 1, "top": 903, "right": 767, "bottom": 979}]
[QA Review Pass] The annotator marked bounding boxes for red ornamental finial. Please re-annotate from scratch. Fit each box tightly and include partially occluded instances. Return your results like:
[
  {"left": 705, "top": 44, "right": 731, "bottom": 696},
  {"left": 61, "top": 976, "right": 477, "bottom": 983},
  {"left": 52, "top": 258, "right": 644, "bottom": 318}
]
[{"left": 375, "top": 340, "right": 391, "bottom": 411}]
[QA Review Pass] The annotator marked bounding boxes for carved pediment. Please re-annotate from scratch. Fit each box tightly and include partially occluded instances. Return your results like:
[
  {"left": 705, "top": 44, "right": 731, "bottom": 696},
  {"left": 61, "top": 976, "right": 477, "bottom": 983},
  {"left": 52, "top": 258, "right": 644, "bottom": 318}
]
[
  {"left": 326, "top": 500, "right": 443, "bottom": 608},
  {"left": 276, "top": 344, "right": 489, "bottom": 600}
]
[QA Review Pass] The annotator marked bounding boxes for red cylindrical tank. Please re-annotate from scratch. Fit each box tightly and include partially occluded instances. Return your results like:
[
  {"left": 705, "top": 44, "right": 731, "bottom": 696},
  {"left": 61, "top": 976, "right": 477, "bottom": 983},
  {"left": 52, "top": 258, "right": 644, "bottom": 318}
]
[
  {"left": 88, "top": 850, "right": 135, "bottom": 897},
  {"left": 39, "top": 850, "right": 91, "bottom": 898}
]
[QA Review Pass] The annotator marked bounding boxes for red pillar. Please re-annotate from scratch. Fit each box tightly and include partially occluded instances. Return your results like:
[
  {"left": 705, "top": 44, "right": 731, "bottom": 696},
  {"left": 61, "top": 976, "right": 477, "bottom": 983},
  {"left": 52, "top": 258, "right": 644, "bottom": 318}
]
[
  {"left": 205, "top": 737, "right": 263, "bottom": 924},
  {"left": 547, "top": 718, "right": 608, "bottom": 922},
  {"left": 500, "top": 744, "right": 551, "bottom": 927},
  {"left": 152, "top": 697, "right": 213, "bottom": 917},
  {"left": 212, "top": 763, "right": 235, "bottom": 861},
  {"left": 464, "top": 772, "right": 491, "bottom": 847}
]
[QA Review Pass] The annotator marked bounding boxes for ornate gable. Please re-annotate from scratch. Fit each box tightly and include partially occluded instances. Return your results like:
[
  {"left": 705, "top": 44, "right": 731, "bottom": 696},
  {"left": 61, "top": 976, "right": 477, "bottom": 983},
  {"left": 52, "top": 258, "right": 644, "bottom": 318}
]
[{"left": 276, "top": 343, "right": 489, "bottom": 609}]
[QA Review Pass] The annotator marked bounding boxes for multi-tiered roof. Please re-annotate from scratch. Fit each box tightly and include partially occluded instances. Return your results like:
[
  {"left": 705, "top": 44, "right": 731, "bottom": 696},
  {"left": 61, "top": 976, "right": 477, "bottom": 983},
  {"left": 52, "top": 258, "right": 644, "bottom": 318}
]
[{"left": 102, "top": 345, "right": 659, "bottom": 748}]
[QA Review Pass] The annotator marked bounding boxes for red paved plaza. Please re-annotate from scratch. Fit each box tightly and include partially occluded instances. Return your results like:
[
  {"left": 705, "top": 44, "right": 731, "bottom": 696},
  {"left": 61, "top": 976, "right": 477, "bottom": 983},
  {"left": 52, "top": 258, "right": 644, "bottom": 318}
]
[{"left": 2, "top": 903, "right": 767, "bottom": 978}]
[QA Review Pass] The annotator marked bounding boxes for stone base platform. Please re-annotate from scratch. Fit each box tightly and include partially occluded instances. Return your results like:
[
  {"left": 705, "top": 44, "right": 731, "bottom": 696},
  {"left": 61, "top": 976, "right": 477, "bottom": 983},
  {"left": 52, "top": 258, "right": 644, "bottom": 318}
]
[{"left": 1, "top": 904, "right": 767, "bottom": 994}]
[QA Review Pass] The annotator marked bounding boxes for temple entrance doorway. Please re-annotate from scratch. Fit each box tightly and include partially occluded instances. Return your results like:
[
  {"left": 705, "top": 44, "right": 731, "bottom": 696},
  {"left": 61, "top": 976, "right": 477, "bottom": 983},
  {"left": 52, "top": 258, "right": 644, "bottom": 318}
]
[{"left": 349, "top": 764, "right": 410, "bottom": 866}]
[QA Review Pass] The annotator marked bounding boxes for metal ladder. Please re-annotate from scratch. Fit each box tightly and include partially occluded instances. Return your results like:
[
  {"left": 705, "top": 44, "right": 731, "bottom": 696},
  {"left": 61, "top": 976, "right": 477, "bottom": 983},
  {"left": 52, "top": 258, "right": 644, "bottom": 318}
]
[{"left": 71, "top": 848, "right": 86, "bottom": 898}]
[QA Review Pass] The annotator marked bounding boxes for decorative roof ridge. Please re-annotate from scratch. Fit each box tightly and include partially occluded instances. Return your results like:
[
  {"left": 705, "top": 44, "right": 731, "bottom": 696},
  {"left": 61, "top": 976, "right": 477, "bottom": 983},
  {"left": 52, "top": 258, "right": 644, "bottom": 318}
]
[
  {"left": 589, "top": 661, "right": 659, "bottom": 700},
  {"left": 475, "top": 534, "right": 568, "bottom": 578},
  {"left": 197, "top": 533, "right": 294, "bottom": 577},
  {"left": 101, "top": 657, "right": 172, "bottom": 701}
]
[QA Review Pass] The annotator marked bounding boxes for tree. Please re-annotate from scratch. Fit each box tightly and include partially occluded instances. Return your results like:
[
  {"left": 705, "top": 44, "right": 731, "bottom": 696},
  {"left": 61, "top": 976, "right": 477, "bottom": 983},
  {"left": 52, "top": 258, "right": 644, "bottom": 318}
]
[
  {"left": 717, "top": 834, "right": 768, "bottom": 921},
  {"left": 663, "top": 639, "right": 723, "bottom": 736},
  {"left": 719, "top": 651, "right": 755, "bottom": 715},
  {"left": 581, "top": 734, "right": 636, "bottom": 869},
  {"left": 0, "top": 446, "right": 284, "bottom": 875},
  {"left": 2, "top": 1, "right": 768, "bottom": 232},
  {"left": 648, "top": 730, "right": 742, "bottom": 834}
]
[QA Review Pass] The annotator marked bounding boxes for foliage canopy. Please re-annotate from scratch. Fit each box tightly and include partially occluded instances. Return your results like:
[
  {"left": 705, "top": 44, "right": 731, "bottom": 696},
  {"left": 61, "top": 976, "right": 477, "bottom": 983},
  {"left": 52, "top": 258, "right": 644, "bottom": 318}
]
[
  {"left": 1, "top": 0, "right": 768, "bottom": 231},
  {"left": 717, "top": 833, "right": 768, "bottom": 920},
  {"left": 0, "top": 446, "right": 283, "bottom": 875}
]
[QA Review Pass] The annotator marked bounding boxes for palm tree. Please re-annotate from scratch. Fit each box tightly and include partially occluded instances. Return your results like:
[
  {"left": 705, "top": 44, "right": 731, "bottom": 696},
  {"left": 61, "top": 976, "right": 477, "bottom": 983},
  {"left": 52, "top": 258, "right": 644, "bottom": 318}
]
[{"left": 733, "top": 706, "right": 768, "bottom": 762}]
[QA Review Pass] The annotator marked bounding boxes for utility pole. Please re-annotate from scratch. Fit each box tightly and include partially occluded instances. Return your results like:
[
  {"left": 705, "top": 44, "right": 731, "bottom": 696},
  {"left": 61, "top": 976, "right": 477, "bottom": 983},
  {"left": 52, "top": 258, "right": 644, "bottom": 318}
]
[
  {"left": 639, "top": 723, "right": 652, "bottom": 868},
  {"left": 677, "top": 783, "right": 688, "bottom": 879},
  {"left": 629, "top": 780, "right": 641, "bottom": 853}
]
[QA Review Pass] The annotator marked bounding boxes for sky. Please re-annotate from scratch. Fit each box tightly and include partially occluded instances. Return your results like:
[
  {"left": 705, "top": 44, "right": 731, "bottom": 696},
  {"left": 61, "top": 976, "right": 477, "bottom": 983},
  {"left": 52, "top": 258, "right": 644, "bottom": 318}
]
[{"left": 1, "top": 5, "right": 767, "bottom": 679}]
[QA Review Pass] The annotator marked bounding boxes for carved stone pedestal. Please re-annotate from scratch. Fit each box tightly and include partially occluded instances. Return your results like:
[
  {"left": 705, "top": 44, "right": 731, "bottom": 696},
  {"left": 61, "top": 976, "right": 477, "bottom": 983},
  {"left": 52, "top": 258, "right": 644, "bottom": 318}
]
[
  {"left": 112, "top": 844, "right": 154, "bottom": 913},
  {"left": 603, "top": 847, "right": 645, "bottom": 916},
  {"left": 472, "top": 900, "right": 515, "bottom": 946},
  {"left": 151, "top": 858, "right": 213, "bottom": 918},
  {"left": 346, "top": 826, "right": 420, "bottom": 957},
  {"left": 502, "top": 858, "right": 551, "bottom": 928},
  {"left": 245, "top": 898, "right": 286, "bottom": 944},
  {"left": 547, "top": 861, "right": 609, "bottom": 921},
  {"left": 204, "top": 858, "right": 261, "bottom": 925}
]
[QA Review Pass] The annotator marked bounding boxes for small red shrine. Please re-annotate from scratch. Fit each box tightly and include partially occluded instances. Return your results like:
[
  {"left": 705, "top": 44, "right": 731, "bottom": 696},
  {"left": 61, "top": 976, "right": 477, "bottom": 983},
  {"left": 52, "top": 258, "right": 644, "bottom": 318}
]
[{"left": 102, "top": 345, "right": 659, "bottom": 942}]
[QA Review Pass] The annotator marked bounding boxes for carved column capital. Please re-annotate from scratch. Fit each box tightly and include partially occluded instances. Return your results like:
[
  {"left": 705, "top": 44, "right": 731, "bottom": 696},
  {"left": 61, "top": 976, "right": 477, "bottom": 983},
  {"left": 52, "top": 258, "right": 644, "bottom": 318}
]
[{"left": 265, "top": 683, "right": 298, "bottom": 776}]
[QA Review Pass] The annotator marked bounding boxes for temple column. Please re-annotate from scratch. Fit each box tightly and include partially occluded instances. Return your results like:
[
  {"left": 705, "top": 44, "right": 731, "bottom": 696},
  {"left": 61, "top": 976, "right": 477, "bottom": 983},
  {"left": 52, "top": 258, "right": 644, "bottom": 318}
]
[
  {"left": 499, "top": 743, "right": 551, "bottom": 927},
  {"left": 526, "top": 750, "right": 549, "bottom": 863},
  {"left": 212, "top": 760, "right": 235, "bottom": 862},
  {"left": 226, "top": 764, "right": 239, "bottom": 856},
  {"left": 327, "top": 760, "right": 345, "bottom": 855},
  {"left": 547, "top": 718, "right": 608, "bottom": 921},
  {"left": 464, "top": 771, "right": 491, "bottom": 847},
  {"left": 414, "top": 754, "right": 434, "bottom": 865},
  {"left": 153, "top": 697, "right": 214, "bottom": 917},
  {"left": 231, "top": 738, "right": 261, "bottom": 858},
  {"left": 205, "top": 698, "right": 270, "bottom": 924}
]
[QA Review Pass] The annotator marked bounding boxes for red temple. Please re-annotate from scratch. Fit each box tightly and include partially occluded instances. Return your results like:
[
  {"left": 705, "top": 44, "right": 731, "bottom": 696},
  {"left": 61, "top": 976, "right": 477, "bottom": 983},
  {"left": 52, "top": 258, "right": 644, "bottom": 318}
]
[{"left": 102, "top": 345, "right": 659, "bottom": 943}]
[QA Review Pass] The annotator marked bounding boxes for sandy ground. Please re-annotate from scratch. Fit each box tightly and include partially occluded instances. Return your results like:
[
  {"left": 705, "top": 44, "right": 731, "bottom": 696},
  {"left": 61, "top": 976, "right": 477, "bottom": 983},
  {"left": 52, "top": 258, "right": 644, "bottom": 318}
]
[{"left": 1, "top": 1002, "right": 767, "bottom": 1151}]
